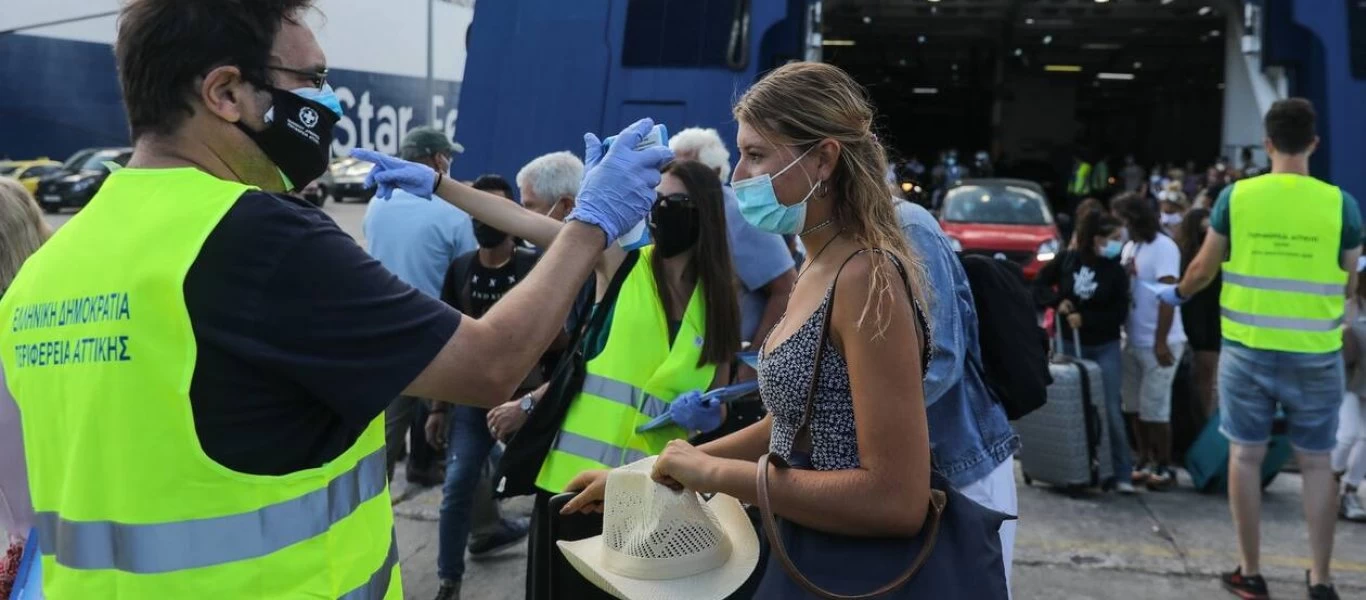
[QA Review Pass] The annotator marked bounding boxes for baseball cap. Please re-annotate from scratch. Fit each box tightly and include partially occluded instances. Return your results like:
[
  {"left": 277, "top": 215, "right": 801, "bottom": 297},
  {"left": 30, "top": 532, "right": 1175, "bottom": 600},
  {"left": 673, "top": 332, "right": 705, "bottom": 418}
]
[{"left": 401, "top": 127, "right": 464, "bottom": 156}]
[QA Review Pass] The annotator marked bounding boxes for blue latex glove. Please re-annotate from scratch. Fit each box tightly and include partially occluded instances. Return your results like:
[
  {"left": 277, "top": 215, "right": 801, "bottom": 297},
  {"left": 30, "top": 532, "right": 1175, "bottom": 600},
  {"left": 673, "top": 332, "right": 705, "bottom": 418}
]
[
  {"left": 569, "top": 118, "right": 675, "bottom": 245},
  {"left": 668, "top": 390, "right": 724, "bottom": 433},
  {"left": 1157, "top": 285, "right": 1188, "bottom": 306},
  {"left": 350, "top": 148, "right": 436, "bottom": 200}
]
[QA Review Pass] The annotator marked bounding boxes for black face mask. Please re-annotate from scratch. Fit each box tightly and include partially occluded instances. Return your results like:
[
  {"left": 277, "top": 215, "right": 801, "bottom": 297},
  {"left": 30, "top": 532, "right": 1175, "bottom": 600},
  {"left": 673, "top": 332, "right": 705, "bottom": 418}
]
[
  {"left": 236, "top": 86, "right": 338, "bottom": 192},
  {"left": 473, "top": 222, "right": 510, "bottom": 249},
  {"left": 648, "top": 194, "right": 700, "bottom": 258}
]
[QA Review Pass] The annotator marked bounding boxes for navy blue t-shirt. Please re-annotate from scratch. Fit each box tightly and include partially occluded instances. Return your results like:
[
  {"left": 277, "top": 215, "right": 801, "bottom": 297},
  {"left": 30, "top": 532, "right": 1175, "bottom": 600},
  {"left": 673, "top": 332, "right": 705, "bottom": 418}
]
[{"left": 184, "top": 192, "right": 461, "bottom": 476}]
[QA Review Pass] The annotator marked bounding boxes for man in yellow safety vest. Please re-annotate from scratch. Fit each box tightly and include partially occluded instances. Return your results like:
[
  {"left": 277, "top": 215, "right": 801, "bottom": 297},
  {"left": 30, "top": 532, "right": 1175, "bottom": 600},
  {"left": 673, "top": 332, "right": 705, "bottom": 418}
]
[
  {"left": 1163, "top": 98, "right": 1360, "bottom": 600},
  {"left": 0, "top": 0, "right": 670, "bottom": 597}
]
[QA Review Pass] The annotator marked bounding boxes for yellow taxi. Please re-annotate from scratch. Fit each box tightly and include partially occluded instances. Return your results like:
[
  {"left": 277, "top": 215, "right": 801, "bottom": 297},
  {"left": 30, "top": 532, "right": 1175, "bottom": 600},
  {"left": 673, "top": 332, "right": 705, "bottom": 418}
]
[{"left": 0, "top": 158, "right": 63, "bottom": 195}]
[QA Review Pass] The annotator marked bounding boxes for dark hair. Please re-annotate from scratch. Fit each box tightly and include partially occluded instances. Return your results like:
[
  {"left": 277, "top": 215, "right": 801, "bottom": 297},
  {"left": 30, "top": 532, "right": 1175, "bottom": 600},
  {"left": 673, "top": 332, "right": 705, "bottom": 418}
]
[
  {"left": 1264, "top": 98, "right": 1317, "bottom": 155},
  {"left": 1067, "top": 197, "right": 1105, "bottom": 249},
  {"left": 1113, "top": 192, "right": 1160, "bottom": 244},
  {"left": 657, "top": 160, "right": 741, "bottom": 368},
  {"left": 115, "top": 0, "right": 314, "bottom": 140},
  {"left": 1178, "top": 207, "right": 1212, "bottom": 265},
  {"left": 1075, "top": 209, "right": 1122, "bottom": 263},
  {"left": 471, "top": 174, "right": 515, "bottom": 199}
]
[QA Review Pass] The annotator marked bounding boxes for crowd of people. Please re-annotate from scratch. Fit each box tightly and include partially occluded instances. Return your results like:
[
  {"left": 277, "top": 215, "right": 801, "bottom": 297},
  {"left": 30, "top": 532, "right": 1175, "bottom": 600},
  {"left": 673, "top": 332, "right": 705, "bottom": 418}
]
[
  {"left": 1034, "top": 98, "right": 1362, "bottom": 600},
  {"left": 0, "top": 2, "right": 1361, "bottom": 600}
]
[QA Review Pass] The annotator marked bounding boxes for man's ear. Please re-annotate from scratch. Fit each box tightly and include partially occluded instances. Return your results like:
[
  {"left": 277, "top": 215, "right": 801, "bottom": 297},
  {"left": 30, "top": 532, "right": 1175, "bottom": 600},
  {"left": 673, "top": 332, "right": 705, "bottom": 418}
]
[
  {"left": 1306, "top": 135, "right": 1321, "bottom": 156},
  {"left": 201, "top": 65, "right": 255, "bottom": 125}
]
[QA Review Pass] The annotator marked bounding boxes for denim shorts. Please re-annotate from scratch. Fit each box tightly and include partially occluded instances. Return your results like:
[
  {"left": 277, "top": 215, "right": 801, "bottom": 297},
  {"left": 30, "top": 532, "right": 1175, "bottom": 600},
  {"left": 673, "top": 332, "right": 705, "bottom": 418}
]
[{"left": 1218, "top": 341, "right": 1344, "bottom": 453}]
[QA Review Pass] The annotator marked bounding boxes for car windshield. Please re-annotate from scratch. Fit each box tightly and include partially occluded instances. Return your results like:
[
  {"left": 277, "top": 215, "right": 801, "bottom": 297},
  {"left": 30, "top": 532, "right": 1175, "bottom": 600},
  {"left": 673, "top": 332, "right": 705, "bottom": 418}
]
[
  {"left": 62, "top": 150, "right": 97, "bottom": 170},
  {"left": 942, "top": 185, "right": 1052, "bottom": 226},
  {"left": 0, "top": 165, "right": 16, "bottom": 176},
  {"left": 78, "top": 151, "right": 123, "bottom": 172}
]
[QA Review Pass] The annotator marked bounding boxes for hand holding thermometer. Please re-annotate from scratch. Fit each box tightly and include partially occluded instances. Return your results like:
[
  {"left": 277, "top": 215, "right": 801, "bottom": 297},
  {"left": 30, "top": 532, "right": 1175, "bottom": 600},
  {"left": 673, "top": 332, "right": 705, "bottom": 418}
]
[
  {"left": 602, "top": 124, "right": 669, "bottom": 252},
  {"left": 635, "top": 380, "right": 761, "bottom": 433}
]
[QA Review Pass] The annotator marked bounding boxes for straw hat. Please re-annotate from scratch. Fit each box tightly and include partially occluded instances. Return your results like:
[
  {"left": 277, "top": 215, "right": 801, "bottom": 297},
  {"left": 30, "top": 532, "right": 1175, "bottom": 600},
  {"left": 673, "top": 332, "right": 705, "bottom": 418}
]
[{"left": 557, "top": 457, "right": 760, "bottom": 600}]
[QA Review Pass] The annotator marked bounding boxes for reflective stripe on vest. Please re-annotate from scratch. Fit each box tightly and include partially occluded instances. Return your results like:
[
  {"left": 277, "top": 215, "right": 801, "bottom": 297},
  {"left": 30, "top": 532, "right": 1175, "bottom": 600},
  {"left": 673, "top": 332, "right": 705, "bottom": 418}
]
[
  {"left": 1222, "top": 272, "right": 1344, "bottom": 296},
  {"left": 1219, "top": 174, "right": 1347, "bottom": 353},
  {"left": 1221, "top": 307, "right": 1344, "bottom": 332},
  {"left": 581, "top": 373, "right": 670, "bottom": 418},
  {"left": 551, "top": 431, "right": 649, "bottom": 469},
  {"left": 535, "top": 246, "right": 718, "bottom": 493},
  {"left": 34, "top": 447, "right": 385, "bottom": 573}
]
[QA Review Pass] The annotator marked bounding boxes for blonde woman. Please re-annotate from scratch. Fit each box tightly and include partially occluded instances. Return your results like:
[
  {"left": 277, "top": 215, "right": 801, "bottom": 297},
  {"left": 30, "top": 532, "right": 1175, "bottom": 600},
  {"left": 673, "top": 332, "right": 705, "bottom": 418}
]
[
  {"left": 564, "top": 63, "right": 1009, "bottom": 598},
  {"left": 0, "top": 177, "right": 50, "bottom": 595}
]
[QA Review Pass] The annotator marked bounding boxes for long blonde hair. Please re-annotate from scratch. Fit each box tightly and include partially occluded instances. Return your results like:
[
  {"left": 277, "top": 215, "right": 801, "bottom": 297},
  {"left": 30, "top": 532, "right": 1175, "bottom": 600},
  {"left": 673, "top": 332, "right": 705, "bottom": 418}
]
[
  {"left": 734, "top": 62, "right": 926, "bottom": 336},
  {"left": 0, "top": 178, "right": 52, "bottom": 298}
]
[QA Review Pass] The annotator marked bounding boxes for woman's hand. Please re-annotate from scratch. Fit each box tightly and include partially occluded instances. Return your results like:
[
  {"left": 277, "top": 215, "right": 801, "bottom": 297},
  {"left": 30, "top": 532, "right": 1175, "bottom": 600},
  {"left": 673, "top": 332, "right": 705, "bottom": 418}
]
[
  {"left": 652, "top": 439, "right": 720, "bottom": 493},
  {"left": 1066, "top": 312, "right": 1083, "bottom": 331},
  {"left": 561, "top": 470, "right": 609, "bottom": 514},
  {"left": 424, "top": 412, "right": 448, "bottom": 450},
  {"left": 1058, "top": 299, "right": 1076, "bottom": 315}
]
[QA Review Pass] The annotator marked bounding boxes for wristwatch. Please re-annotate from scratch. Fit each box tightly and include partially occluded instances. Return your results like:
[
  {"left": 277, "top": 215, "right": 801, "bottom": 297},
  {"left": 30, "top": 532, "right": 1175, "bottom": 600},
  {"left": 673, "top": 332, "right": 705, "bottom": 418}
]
[{"left": 519, "top": 394, "right": 535, "bottom": 414}]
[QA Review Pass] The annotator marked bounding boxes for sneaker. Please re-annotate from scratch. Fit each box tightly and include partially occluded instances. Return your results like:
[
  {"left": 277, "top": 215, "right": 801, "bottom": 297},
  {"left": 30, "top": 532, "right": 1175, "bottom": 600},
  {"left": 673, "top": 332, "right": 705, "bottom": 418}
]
[
  {"left": 1115, "top": 481, "right": 1138, "bottom": 495},
  {"left": 468, "top": 517, "right": 530, "bottom": 557},
  {"left": 1341, "top": 486, "right": 1366, "bottom": 523},
  {"left": 1307, "top": 570, "right": 1340, "bottom": 600},
  {"left": 433, "top": 579, "right": 461, "bottom": 600},
  {"left": 1220, "top": 567, "right": 1269, "bottom": 600},
  {"left": 1147, "top": 466, "right": 1176, "bottom": 492},
  {"left": 1132, "top": 464, "right": 1154, "bottom": 484}
]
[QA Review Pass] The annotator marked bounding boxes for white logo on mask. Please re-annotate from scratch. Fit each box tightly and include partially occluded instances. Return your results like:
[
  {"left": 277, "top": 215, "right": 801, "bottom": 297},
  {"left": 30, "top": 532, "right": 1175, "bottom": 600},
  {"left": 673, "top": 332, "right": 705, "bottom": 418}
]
[{"left": 299, "top": 107, "right": 319, "bottom": 129}]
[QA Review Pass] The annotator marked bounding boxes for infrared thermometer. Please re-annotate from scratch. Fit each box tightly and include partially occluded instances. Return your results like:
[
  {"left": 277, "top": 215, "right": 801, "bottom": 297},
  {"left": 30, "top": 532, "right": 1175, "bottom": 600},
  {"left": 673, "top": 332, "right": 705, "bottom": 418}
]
[{"left": 602, "top": 123, "right": 668, "bottom": 251}]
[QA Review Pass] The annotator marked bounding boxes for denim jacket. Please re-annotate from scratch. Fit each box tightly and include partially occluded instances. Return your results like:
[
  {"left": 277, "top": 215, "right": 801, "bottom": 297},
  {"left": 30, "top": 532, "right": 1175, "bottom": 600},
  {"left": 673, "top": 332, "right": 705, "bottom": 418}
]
[{"left": 897, "top": 201, "right": 1021, "bottom": 489}]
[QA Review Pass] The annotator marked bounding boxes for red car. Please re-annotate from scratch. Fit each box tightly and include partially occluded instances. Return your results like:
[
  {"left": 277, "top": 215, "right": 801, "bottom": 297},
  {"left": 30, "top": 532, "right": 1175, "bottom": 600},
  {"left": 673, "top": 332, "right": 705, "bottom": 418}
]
[{"left": 938, "top": 179, "right": 1061, "bottom": 281}]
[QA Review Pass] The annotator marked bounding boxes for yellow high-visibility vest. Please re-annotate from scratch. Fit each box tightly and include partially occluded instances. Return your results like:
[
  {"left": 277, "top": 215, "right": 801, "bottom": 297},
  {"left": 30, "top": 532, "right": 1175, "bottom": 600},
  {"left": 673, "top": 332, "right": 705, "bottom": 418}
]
[
  {"left": 0, "top": 168, "right": 400, "bottom": 599},
  {"left": 536, "top": 246, "right": 717, "bottom": 493},
  {"left": 1221, "top": 173, "right": 1349, "bottom": 353}
]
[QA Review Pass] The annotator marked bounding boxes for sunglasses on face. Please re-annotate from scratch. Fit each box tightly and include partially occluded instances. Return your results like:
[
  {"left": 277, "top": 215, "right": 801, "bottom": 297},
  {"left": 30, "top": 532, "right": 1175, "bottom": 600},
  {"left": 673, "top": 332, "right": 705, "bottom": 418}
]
[{"left": 649, "top": 193, "right": 695, "bottom": 227}]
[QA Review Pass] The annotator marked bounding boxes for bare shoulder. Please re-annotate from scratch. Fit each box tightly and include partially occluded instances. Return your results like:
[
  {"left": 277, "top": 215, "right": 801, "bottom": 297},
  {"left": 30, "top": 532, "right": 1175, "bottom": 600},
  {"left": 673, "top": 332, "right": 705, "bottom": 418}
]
[{"left": 830, "top": 250, "right": 916, "bottom": 343}]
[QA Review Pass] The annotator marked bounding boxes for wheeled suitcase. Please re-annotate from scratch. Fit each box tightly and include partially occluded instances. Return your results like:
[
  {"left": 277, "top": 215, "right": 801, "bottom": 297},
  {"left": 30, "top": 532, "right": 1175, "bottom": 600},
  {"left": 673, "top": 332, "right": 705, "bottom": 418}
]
[
  {"left": 1185, "top": 409, "right": 1292, "bottom": 494},
  {"left": 1016, "top": 323, "right": 1114, "bottom": 490}
]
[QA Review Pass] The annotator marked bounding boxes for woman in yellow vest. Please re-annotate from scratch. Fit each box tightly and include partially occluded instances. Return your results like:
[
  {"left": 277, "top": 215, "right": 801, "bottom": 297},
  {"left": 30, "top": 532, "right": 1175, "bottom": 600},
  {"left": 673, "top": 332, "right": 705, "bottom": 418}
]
[{"left": 437, "top": 158, "right": 741, "bottom": 596}]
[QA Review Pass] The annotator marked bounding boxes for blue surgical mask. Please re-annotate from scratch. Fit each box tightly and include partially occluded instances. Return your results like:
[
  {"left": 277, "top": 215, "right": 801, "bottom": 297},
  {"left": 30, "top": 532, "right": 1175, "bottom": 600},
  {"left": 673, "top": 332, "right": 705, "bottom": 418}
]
[
  {"left": 292, "top": 83, "right": 343, "bottom": 118},
  {"left": 731, "top": 146, "right": 818, "bottom": 235},
  {"left": 1101, "top": 239, "right": 1123, "bottom": 259}
]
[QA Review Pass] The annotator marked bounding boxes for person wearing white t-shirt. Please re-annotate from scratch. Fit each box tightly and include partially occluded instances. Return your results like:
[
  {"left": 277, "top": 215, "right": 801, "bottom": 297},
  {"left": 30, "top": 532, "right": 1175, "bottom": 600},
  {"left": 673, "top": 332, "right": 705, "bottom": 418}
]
[{"left": 1115, "top": 193, "right": 1187, "bottom": 491}]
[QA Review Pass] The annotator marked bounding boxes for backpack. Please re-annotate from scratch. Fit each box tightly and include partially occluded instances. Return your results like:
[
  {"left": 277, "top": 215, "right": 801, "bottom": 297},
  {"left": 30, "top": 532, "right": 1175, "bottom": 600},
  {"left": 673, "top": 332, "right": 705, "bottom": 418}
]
[{"left": 959, "top": 254, "right": 1052, "bottom": 420}]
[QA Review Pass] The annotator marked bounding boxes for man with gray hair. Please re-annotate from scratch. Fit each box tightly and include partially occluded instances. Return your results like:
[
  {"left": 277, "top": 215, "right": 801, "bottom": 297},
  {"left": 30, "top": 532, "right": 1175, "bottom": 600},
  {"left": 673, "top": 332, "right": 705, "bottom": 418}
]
[
  {"left": 363, "top": 126, "right": 477, "bottom": 484},
  {"left": 670, "top": 127, "right": 796, "bottom": 382},
  {"left": 517, "top": 150, "right": 583, "bottom": 222}
]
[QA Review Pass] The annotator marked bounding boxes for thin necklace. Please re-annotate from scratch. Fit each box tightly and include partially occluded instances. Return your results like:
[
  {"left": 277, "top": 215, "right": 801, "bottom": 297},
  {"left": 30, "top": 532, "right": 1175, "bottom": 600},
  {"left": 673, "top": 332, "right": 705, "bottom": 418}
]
[
  {"left": 801, "top": 218, "right": 835, "bottom": 236},
  {"left": 797, "top": 232, "right": 841, "bottom": 281}
]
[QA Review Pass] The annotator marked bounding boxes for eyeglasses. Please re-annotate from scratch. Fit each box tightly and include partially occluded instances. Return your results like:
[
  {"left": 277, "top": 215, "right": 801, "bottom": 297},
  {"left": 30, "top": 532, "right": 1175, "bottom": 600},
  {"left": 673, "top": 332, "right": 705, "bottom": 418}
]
[
  {"left": 649, "top": 193, "right": 694, "bottom": 227},
  {"left": 267, "top": 65, "right": 329, "bottom": 89}
]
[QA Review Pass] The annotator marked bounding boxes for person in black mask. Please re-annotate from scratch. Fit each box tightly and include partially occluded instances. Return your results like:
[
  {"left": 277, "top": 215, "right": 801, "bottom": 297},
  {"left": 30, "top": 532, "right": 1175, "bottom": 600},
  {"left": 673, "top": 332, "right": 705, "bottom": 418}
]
[
  {"left": 431, "top": 159, "right": 742, "bottom": 599},
  {"left": 427, "top": 174, "right": 536, "bottom": 600}
]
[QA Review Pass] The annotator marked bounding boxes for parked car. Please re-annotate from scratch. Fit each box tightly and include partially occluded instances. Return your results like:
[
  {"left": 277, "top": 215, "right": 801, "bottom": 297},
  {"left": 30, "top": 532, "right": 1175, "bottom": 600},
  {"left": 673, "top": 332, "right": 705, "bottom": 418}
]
[
  {"left": 320, "top": 157, "right": 375, "bottom": 202},
  {"left": 35, "top": 147, "right": 133, "bottom": 214},
  {"left": 0, "top": 158, "right": 63, "bottom": 194},
  {"left": 938, "top": 179, "right": 1061, "bottom": 281}
]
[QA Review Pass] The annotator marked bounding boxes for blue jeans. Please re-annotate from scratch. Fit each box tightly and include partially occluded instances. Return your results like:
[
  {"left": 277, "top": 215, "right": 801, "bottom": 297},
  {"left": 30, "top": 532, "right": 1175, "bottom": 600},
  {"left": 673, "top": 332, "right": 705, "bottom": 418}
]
[
  {"left": 1219, "top": 341, "right": 1343, "bottom": 453},
  {"left": 438, "top": 406, "right": 503, "bottom": 580},
  {"left": 1064, "top": 340, "right": 1133, "bottom": 480}
]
